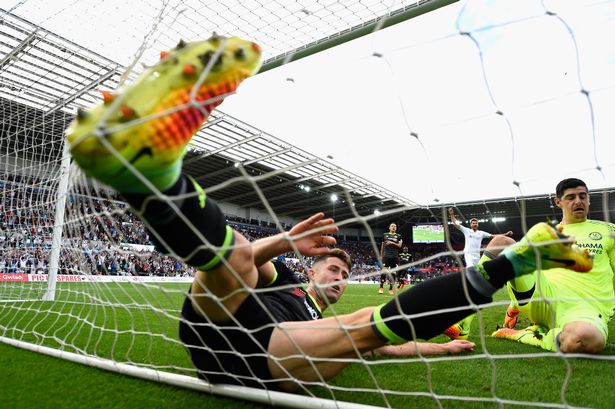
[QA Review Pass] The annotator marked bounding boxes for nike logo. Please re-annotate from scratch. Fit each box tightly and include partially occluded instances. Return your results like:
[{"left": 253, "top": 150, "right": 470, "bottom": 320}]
[
  {"left": 115, "top": 146, "right": 153, "bottom": 175},
  {"left": 543, "top": 257, "right": 576, "bottom": 267},
  {"left": 130, "top": 146, "right": 153, "bottom": 164}
]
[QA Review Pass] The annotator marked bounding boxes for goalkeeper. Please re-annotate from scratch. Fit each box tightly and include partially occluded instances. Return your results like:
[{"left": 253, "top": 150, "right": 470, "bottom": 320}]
[
  {"left": 492, "top": 178, "right": 614, "bottom": 353},
  {"left": 65, "top": 36, "right": 594, "bottom": 392}
]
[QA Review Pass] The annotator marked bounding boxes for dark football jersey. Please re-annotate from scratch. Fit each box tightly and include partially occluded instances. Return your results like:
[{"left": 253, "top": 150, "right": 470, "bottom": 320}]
[
  {"left": 399, "top": 251, "right": 412, "bottom": 264},
  {"left": 382, "top": 232, "right": 402, "bottom": 258}
]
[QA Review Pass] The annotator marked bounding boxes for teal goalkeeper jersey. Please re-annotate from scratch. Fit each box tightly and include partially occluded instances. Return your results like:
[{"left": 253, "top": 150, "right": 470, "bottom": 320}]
[{"left": 543, "top": 219, "right": 615, "bottom": 318}]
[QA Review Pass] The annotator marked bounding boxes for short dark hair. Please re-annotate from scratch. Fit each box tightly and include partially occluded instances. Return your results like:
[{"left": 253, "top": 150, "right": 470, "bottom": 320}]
[
  {"left": 555, "top": 178, "right": 587, "bottom": 198},
  {"left": 313, "top": 249, "right": 351, "bottom": 272},
  {"left": 469, "top": 218, "right": 478, "bottom": 223}
]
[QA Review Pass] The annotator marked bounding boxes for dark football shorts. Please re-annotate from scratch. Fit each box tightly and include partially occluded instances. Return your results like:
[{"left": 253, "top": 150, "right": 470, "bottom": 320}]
[
  {"left": 179, "top": 292, "right": 281, "bottom": 390},
  {"left": 383, "top": 256, "right": 398, "bottom": 268}
]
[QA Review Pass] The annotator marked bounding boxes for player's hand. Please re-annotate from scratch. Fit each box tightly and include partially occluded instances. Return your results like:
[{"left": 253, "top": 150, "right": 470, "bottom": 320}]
[
  {"left": 443, "top": 340, "right": 475, "bottom": 354},
  {"left": 287, "top": 212, "right": 338, "bottom": 256}
]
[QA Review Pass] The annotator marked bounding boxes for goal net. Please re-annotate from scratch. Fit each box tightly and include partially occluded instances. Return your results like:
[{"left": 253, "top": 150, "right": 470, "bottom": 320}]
[{"left": 1, "top": 1, "right": 614, "bottom": 408}]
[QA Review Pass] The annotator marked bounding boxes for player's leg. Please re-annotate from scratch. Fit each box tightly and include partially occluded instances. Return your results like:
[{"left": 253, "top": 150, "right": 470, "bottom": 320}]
[
  {"left": 379, "top": 272, "right": 386, "bottom": 294},
  {"left": 493, "top": 307, "right": 607, "bottom": 353},
  {"left": 492, "top": 240, "right": 554, "bottom": 347},
  {"left": 501, "top": 319, "right": 607, "bottom": 353},
  {"left": 267, "top": 223, "right": 592, "bottom": 390},
  {"left": 503, "top": 266, "right": 535, "bottom": 329},
  {"left": 396, "top": 271, "right": 406, "bottom": 290},
  {"left": 493, "top": 269, "right": 607, "bottom": 352},
  {"left": 505, "top": 228, "right": 537, "bottom": 310},
  {"left": 463, "top": 253, "right": 476, "bottom": 268},
  {"left": 65, "top": 37, "right": 263, "bottom": 321},
  {"left": 388, "top": 271, "right": 396, "bottom": 294},
  {"left": 492, "top": 277, "right": 554, "bottom": 348},
  {"left": 480, "top": 235, "right": 526, "bottom": 329},
  {"left": 464, "top": 236, "right": 525, "bottom": 329},
  {"left": 123, "top": 176, "right": 258, "bottom": 321},
  {"left": 380, "top": 258, "right": 392, "bottom": 294},
  {"left": 381, "top": 258, "right": 395, "bottom": 294},
  {"left": 444, "top": 235, "right": 516, "bottom": 339},
  {"left": 530, "top": 282, "right": 606, "bottom": 352},
  {"left": 443, "top": 314, "right": 474, "bottom": 340},
  {"left": 189, "top": 232, "right": 258, "bottom": 321},
  {"left": 93, "top": 185, "right": 257, "bottom": 323}
]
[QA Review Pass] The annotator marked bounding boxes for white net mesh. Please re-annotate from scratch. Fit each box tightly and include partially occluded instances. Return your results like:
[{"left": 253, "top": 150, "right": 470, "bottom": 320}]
[{"left": 1, "top": 1, "right": 615, "bottom": 408}]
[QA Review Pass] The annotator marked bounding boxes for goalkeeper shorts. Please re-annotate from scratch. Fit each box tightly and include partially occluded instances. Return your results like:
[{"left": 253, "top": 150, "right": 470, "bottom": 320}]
[{"left": 508, "top": 273, "right": 610, "bottom": 343}]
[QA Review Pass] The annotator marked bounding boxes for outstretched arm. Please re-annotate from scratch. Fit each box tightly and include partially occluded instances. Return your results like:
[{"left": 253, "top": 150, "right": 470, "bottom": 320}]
[
  {"left": 371, "top": 339, "right": 475, "bottom": 357},
  {"left": 448, "top": 208, "right": 461, "bottom": 230}
]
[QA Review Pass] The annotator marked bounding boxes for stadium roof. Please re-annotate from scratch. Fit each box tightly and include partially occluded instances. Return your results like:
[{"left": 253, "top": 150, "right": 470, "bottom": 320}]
[
  {"left": 0, "top": 6, "right": 423, "bottom": 229},
  {"left": 2, "top": 2, "right": 615, "bottom": 234}
]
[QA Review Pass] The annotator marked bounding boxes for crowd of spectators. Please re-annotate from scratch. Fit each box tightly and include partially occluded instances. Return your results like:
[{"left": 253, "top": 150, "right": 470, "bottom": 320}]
[{"left": 1, "top": 180, "right": 462, "bottom": 283}]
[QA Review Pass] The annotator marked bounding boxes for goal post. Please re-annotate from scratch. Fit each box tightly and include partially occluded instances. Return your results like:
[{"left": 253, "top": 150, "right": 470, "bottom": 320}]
[{"left": 42, "top": 140, "right": 71, "bottom": 302}]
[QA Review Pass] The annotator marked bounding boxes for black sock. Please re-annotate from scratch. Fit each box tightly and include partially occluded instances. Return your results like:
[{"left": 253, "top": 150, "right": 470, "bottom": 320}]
[
  {"left": 371, "top": 256, "right": 515, "bottom": 342},
  {"left": 122, "top": 174, "right": 233, "bottom": 270},
  {"left": 479, "top": 255, "right": 515, "bottom": 289},
  {"left": 512, "top": 286, "right": 535, "bottom": 306}
]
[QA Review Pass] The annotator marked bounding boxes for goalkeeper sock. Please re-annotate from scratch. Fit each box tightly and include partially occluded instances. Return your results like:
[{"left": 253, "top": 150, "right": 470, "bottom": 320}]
[
  {"left": 371, "top": 256, "right": 515, "bottom": 343},
  {"left": 123, "top": 174, "right": 233, "bottom": 271},
  {"left": 508, "top": 274, "right": 536, "bottom": 306},
  {"left": 478, "top": 250, "right": 496, "bottom": 265}
]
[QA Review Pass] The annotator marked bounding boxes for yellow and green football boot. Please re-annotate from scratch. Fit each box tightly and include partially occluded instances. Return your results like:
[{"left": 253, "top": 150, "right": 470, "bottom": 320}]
[{"left": 66, "top": 34, "right": 262, "bottom": 193}]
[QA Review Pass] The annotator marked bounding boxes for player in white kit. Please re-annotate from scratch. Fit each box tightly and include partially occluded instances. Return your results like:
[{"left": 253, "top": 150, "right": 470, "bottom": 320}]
[
  {"left": 448, "top": 208, "right": 512, "bottom": 267},
  {"left": 443, "top": 208, "right": 513, "bottom": 340}
]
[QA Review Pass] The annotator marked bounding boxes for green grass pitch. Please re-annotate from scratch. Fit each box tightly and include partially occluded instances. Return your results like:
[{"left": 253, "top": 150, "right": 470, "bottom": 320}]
[{"left": 1, "top": 282, "right": 613, "bottom": 409}]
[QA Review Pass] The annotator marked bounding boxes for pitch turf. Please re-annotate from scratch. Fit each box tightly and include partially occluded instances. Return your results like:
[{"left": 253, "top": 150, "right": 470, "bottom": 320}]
[{"left": 1, "top": 282, "right": 613, "bottom": 409}]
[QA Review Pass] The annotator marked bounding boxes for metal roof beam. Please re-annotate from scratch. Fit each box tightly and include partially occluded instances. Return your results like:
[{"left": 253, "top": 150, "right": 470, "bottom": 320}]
[
  {"left": 0, "top": 30, "right": 39, "bottom": 70},
  {"left": 229, "top": 169, "right": 339, "bottom": 205},
  {"left": 242, "top": 147, "right": 292, "bottom": 166},
  {"left": 47, "top": 68, "right": 118, "bottom": 113},
  {"left": 185, "top": 133, "right": 263, "bottom": 164}
]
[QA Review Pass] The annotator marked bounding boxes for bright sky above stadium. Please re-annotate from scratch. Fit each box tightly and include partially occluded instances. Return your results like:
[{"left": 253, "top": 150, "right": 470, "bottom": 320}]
[{"left": 9, "top": 0, "right": 615, "bottom": 205}]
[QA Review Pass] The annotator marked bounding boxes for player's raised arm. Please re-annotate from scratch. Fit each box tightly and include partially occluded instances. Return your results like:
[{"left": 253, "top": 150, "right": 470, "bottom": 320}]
[
  {"left": 252, "top": 213, "right": 338, "bottom": 267},
  {"left": 448, "top": 208, "right": 461, "bottom": 229},
  {"left": 253, "top": 213, "right": 338, "bottom": 284}
]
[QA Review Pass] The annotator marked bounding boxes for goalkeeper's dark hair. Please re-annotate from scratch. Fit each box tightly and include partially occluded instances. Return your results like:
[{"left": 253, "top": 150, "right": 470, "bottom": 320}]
[{"left": 555, "top": 178, "right": 588, "bottom": 198}]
